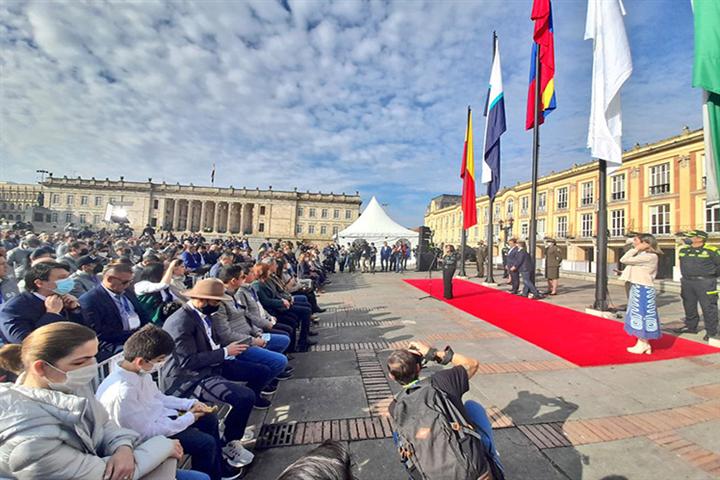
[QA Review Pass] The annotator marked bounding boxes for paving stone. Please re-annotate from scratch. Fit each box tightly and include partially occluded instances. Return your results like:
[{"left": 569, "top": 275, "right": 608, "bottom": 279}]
[
  {"left": 288, "top": 350, "right": 360, "bottom": 378},
  {"left": 266, "top": 376, "right": 368, "bottom": 422},
  {"left": 349, "top": 439, "right": 408, "bottom": 480}
]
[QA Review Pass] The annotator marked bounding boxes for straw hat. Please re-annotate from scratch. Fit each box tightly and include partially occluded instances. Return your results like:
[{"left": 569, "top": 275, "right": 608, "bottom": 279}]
[{"left": 183, "top": 278, "right": 226, "bottom": 301}]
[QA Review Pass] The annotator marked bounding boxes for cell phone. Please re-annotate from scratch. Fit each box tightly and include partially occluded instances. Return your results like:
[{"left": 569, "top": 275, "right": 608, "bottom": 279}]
[{"left": 262, "top": 333, "right": 272, "bottom": 342}]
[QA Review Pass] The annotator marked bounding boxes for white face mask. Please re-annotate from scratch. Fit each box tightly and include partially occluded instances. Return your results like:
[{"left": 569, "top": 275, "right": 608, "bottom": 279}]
[
  {"left": 146, "top": 360, "right": 167, "bottom": 374},
  {"left": 45, "top": 360, "right": 98, "bottom": 393}
]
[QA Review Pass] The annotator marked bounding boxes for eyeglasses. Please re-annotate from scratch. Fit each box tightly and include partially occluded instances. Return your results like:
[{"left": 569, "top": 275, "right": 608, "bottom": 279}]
[{"left": 108, "top": 276, "right": 132, "bottom": 286}]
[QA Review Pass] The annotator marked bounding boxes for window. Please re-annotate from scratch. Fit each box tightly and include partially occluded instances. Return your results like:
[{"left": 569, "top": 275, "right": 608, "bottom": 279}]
[
  {"left": 483, "top": 206, "right": 489, "bottom": 223},
  {"left": 153, "top": 199, "right": 159, "bottom": 209},
  {"left": 332, "top": 225, "right": 339, "bottom": 235},
  {"left": 556, "top": 187, "right": 568, "bottom": 210},
  {"left": 320, "top": 225, "right": 327, "bottom": 235},
  {"left": 650, "top": 204, "right": 671, "bottom": 235},
  {"left": 521, "top": 222, "right": 529, "bottom": 238},
  {"left": 520, "top": 197, "right": 529, "bottom": 216},
  {"left": 297, "top": 207, "right": 304, "bottom": 217},
  {"left": 52, "top": 194, "right": 60, "bottom": 204},
  {"left": 150, "top": 218, "right": 157, "bottom": 227},
  {"left": 95, "top": 196, "right": 103, "bottom": 206},
  {"left": 494, "top": 204, "right": 501, "bottom": 218},
  {"left": 333, "top": 209, "right": 339, "bottom": 219},
  {"left": 79, "top": 214, "right": 86, "bottom": 224},
  {"left": 611, "top": 209, "right": 625, "bottom": 237},
  {"left": 296, "top": 224, "right": 303, "bottom": 234},
  {"left": 649, "top": 163, "right": 670, "bottom": 195},
  {"left": 537, "top": 218, "right": 546, "bottom": 238},
  {"left": 506, "top": 199, "right": 514, "bottom": 217},
  {"left": 65, "top": 213, "right": 73, "bottom": 223},
  {"left": 707, "top": 202, "right": 720, "bottom": 233},
  {"left": 308, "top": 225, "right": 315, "bottom": 234},
  {"left": 321, "top": 208, "right": 328, "bottom": 219},
  {"left": 309, "top": 208, "right": 316, "bottom": 218},
  {"left": 9, "top": 203, "right": 14, "bottom": 210},
  {"left": 345, "top": 209, "right": 352, "bottom": 219},
  {"left": 34, "top": 212, "right": 44, "bottom": 222},
  {"left": 93, "top": 214, "right": 101, "bottom": 224},
  {"left": 80, "top": 196, "right": 88, "bottom": 206},
  {"left": 556, "top": 216, "right": 568, "bottom": 238},
  {"left": 538, "top": 192, "right": 547, "bottom": 213},
  {"left": 611, "top": 174, "right": 626, "bottom": 201},
  {"left": 66, "top": 194, "right": 74, "bottom": 205},
  {"left": 258, "top": 222, "right": 265, "bottom": 232},
  {"left": 51, "top": 213, "right": 58, "bottom": 223},
  {"left": 259, "top": 206, "right": 266, "bottom": 215},
  {"left": 109, "top": 197, "right": 116, "bottom": 204},
  {"left": 580, "top": 181, "right": 594, "bottom": 207},
  {"left": 580, "top": 213, "right": 594, "bottom": 237}
]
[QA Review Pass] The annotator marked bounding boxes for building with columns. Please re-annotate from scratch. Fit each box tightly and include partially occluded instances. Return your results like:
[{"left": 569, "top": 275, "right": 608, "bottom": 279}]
[
  {"left": 425, "top": 127, "right": 708, "bottom": 280},
  {"left": 34, "top": 176, "right": 361, "bottom": 242}
]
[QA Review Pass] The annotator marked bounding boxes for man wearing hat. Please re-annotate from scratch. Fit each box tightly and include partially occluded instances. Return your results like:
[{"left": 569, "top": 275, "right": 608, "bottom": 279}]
[
  {"left": 69, "top": 255, "right": 101, "bottom": 297},
  {"left": 673, "top": 230, "right": 720, "bottom": 342}
]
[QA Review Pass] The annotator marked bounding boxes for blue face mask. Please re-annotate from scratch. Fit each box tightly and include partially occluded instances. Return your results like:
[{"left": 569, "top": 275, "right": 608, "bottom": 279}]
[
  {"left": 683, "top": 238, "right": 693, "bottom": 245},
  {"left": 52, "top": 278, "right": 75, "bottom": 296}
]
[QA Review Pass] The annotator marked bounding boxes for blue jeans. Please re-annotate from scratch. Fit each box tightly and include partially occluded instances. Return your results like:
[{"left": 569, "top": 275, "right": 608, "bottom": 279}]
[
  {"left": 265, "top": 333, "right": 290, "bottom": 353},
  {"left": 237, "top": 344, "right": 288, "bottom": 380},
  {"left": 521, "top": 270, "right": 540, "bottom": 297},
  {"left": 223, "top": 356, "right": 274, "bottom": 397},
  {"left": 176, "top": 470, "right": 211, "bottom": 480},
  {"left": 464, "top": 400, "right": 504, "bottom": 474},
  {"left": 192, "top": 376, "right": 255, "bottom": 443},
  {"left": 172, "top": 414, "right": 222, "bottom": 480}
]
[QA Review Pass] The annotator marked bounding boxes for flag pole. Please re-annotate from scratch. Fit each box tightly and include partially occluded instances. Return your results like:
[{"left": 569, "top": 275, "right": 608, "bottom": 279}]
[
  {"left": 528, "top": 45, "right": 541, "bottom": 282},
  {"left": 459, "top": 106, "right": 470, "bottom": 277},
  {"left": 593, "top": 159, "right": 609, "bottom": 310},
  {"left": 485, "top": 32, "right": 498, "bottom": 284}
]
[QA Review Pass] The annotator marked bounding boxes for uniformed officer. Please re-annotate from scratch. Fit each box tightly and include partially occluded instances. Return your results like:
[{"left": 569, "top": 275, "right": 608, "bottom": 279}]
[
  {"left": 440, "top": 244, "right": 459, "bottom": 299},
  {"left": 672, "top": 230, "right": 720, "bottom": 342}
]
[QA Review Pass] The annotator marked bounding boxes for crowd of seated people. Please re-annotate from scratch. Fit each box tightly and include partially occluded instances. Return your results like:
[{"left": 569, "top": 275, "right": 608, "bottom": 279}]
[{"left": 0, "top": 227, "right": 337, "bottom": 479}]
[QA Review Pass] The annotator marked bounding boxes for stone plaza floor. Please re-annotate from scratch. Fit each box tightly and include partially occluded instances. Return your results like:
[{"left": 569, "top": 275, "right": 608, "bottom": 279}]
[{"left": 245, "top": 268, "right": 720, "bottom": 480}]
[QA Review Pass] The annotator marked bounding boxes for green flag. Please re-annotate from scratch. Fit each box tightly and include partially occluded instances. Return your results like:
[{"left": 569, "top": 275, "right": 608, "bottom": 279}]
[{"left": 693, "top": 0, "right": 720, "bottom": 204}]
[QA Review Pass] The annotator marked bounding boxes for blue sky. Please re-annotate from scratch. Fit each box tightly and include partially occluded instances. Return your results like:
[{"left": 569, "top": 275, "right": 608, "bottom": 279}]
[{"left": 0, "top": 0, "right": 700, "bottom": 227}]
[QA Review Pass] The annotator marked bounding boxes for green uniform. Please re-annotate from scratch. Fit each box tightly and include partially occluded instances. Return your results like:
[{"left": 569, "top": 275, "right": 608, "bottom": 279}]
[{"left": 679, "top": 244, "right": 720, "bottom": 338}]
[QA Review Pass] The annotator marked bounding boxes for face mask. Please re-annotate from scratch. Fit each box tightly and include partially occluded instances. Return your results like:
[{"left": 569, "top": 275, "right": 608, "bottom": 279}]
[
  {"left": 683, "top": 238, "right": 693, "bottom": 245},
  {"left": 97, "top": 252, "right": 108, "bottom": 258},
  {"left": 142, "top": 360, "right": 167, "bottom": 375},
  {"left": 52, "top": 278, "right": 75, "bottom": 295},
  {"left": 79, "top": 249, "right": 89, "bottom": 256},
  {"left": 46, "top": 360, "right": 98, "bottom": 392},
  {"left": 201, "top": 304, "right": 219, "bottom": 315}
]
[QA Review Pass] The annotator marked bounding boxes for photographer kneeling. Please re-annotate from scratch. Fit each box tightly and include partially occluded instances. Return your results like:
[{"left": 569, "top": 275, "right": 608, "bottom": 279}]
[{"left": 387, "top": 341, "right": 504, "bottom": 480}]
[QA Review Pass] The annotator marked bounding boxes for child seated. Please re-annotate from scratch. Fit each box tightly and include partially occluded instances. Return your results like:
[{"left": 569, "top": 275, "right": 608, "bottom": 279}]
[{"left": 96, "top": 325, "right": 251, "bottom": 480}]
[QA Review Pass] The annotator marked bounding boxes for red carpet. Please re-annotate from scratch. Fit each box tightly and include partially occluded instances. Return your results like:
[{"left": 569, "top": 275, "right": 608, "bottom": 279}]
[{"left": 404, "top": 278, "right": 720, "bottom": 367}]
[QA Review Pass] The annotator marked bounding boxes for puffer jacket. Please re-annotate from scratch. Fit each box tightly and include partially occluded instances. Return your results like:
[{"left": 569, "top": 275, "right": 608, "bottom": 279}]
[{"left": 0, "top": 378, "right": 175, "bottom": 480}]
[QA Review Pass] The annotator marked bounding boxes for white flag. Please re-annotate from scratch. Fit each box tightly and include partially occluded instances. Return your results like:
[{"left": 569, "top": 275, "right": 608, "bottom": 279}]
[{"left": 585, "top": 0, "right": 633, "bottom": 168}]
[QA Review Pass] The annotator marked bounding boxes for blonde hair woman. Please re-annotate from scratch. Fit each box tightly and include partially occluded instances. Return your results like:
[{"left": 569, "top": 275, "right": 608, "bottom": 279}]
[
  {"left": 0, "top": 322, "right": 181, "bottom": 480},
  {"left": 620, "top": 234, "right": 662, "bottom": 355}
]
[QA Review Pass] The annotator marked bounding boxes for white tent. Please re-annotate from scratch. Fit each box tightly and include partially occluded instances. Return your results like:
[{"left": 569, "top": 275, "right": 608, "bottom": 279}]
[{"left": 335, "top": 196, "right": 419, "bottom": 260}]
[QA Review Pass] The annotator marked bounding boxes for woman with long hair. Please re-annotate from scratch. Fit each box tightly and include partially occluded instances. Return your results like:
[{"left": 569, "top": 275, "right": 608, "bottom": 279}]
[
  {"left": 0, "top": 322, "right": 184, "bottom": 479},
  {"left": 620, "top": 233, "right": 662, "bottom": 354}
]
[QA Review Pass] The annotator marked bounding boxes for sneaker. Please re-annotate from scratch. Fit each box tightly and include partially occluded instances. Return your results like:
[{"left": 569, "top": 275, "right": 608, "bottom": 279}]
[
  {"left": 221, "top": 463, "right": 246, "bottom": 480},
  {"left": 277, "top": 369, "right": 293, "bottom": 381},
  {"left": 240, "top": 427, "right": 255, "bottom": 444},
  {"left": 223, "top": 441, "right": 255, "bottom": 468},
  {"left": 261, "top": 383, "right": 278, "bottom": 394},
  {"left": 253, "top": 397, "right": 272, "bottom": 410},
  {"left": 283, "top": 365, "right": 295, "bottom": 375}
]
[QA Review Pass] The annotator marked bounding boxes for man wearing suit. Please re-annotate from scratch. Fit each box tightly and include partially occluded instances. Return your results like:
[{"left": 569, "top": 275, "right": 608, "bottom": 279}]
[
  {"left": 162, "top": 279, "right": 257, "bottom": 456},
  {"left": 0, "top": 261, "right": 87, "bottom": 344},
  {"left": 79, "top": 262, "right": 150, "bottom": 358},
  {"left": 180, "top": 243, "right": 202, "bottom": 272},
  {"left": 515, "top": 241, "right": 544, "bottom": 299},
  {"left": 505, "top": 239, "right": 521, "bottom": 294},
  {"left": 380, "top": 242, "right": 392, "bottom": 272}
]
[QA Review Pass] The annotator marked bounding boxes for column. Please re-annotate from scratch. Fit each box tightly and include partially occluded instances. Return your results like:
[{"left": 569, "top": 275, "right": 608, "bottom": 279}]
[
  {"left": 214, "top": 202, "right": 223, "bottom": 232},
  {"left": 200, "top": 201, "right": 206, "bottom": 232},
  {"left": 226, "top": 202, "right": 233, "bottom": 233},
  {"left": 172, "top": 200, "right": 181, "bottom": 231}
]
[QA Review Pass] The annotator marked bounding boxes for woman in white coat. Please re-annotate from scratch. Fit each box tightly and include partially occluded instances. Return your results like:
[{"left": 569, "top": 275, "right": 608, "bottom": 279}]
[{"left": 0, "top": 321, "right": 182, "bottom": 480}]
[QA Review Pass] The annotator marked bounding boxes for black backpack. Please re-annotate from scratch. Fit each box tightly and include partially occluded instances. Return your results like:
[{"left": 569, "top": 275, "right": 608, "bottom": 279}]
[{"left": 392, "top": 381, "right": 504, "bottom": 480}]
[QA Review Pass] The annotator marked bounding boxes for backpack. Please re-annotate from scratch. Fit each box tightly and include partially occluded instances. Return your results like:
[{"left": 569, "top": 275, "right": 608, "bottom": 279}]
[{"left": 391, "top": 381, "right": 503, "bottom": 480}]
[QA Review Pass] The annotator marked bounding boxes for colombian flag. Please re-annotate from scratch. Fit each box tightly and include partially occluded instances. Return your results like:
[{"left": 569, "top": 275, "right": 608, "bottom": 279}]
[
  {"left": 526, "top": 0, "right": 557, "bottom": 130},
  {"left": 461, "top": 108, "right": 477, "bottom": 230}
]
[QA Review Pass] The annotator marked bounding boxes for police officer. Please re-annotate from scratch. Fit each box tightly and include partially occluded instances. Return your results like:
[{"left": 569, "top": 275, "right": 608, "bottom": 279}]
[
  {"left": 672, "top": 230, "right": 720, "bottom": 342},
  {"left": 440, "top": 244, "right": 459, "bottom": 299}
]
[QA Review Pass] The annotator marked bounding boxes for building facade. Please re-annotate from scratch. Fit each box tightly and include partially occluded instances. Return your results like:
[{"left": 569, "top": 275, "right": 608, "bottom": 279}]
[
  {"left": 424, "top": 127, "right": 708, "bottom": 280},
  {"left": 0, "top": 182, "right": 44, "bottom": 225},
  {"left": 6, "top": 177, "right": 361, "bottom": 242}
]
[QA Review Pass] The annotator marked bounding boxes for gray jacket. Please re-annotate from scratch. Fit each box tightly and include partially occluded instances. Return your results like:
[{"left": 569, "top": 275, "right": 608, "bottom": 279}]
[
  {"left": 0, "top": 380, "right": 174, "bottom": 480},
  {"left": 69, "top": 271, "right": 101, "bottom": 298},
  {"left": 0, "top": 276, "right": 20, "bottom": 305},
  {"left": 212, "top": 292, "right": 259, "bottom": 346},
  {"left": 236, "top": 285, "right": 273, "bottom": 331}
]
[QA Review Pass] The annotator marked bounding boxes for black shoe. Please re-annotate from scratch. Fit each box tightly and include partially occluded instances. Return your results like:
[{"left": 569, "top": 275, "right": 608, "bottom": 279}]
[
  {"left": 284, "top": 365, "right": 295, "bottom": 374},
  {"left": 253, "top": 397, "right": 271, "bottom": 410},
  {"left": 532, "top": 295, "right": 545, "bottom": 300},
  {"left": 308, "top": 330, "right": 319, "bottom": 336},
  {"left": 277, "top": 369, "right": 293, "bottom": 380},
  {"left": 305, "top": 339, "right": 318, "bottom": 346},
  {"left": 286, "top": 354, "right": 295, "bottom": 361},
  {"left": 222, "top": 463, "right": 247, "bottom": 480},
  {"left": 672, "top": 326, "right": 699, "bottom": 334},
  {"left": 316, "top": 308, "right": 327, "bottom": 313},
  {"left": 262, "top": 383, "right": 278, "bottom": 394},
  {"left": 704, "top": 334, "right": 710, "bottom": 341}
]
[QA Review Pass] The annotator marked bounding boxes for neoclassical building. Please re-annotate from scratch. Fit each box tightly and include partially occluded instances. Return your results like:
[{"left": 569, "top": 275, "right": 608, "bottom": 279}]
[
  {"left": 20, "top": 176, "right": 362, "bottom": 241},
  {"left": 425, "top": 127, "right": 707, "bottom": 280}
]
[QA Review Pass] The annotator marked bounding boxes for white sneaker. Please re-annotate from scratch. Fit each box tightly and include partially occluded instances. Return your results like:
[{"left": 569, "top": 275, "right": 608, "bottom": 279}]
[
  {"left": 223, "top": 441, "right": 255, "bottom": 468},
  {"left": 241, "top": 426, "right": 255, "bottom": 443}
]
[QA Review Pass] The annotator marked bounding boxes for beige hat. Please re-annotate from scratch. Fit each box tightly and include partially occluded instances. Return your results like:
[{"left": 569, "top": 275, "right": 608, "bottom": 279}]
[{"left": 183, "top": 278, "right": 226, "bottom": 301}]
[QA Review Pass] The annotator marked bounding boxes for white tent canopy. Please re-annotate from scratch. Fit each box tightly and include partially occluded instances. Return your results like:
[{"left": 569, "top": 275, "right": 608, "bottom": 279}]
[{"left": 335, "top": 197, "right": 419, "bottom": 257}]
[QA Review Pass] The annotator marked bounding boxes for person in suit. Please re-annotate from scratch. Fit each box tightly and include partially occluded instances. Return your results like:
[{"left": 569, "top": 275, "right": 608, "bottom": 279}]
[
  {"left": 0, "top": 261, "right": 87, "bottom": 344},
  {"left": 505, "top": 239, "right": 521, "bottom": 294},
  {"left": 515, "top": 241, "right": 544, "bottom": 299},
  {"left": 380, "top": 242, "right": 392, "bottom": 272},
  {"left": 79, "top": 262, "right": 150, "bottom": 358},
  {"left": 162, "top": 279, "right": 257, "bottom": 459},
  {"left": 180, "top": 243, "right": 202, "bottom": 272},
  {"left": 440, "top": 244, "right": 459, "bottom": 299},
  {"left": 544, "top": 239, "right": 562, "bottom": 295},
  {"left": 69, "top": 255, "right": 101, "bottom": 298},
  {"left": 0, "top": 255, "right": 20, "bottom": 307},
  {"left": 475, "top": 241, "right": 488, "bottom": 278}
]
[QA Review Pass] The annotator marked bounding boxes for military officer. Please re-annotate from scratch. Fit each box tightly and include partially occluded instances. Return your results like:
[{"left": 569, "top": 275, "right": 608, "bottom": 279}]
[
  {"left": 440, "top": 244, "right": 459, "bottom": 299},
  {"left": 672, "top": 230, "right": 720, "bottom": 342},
  {"left": 475, "top": 241, "right": 488, "bottom": 278}
]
